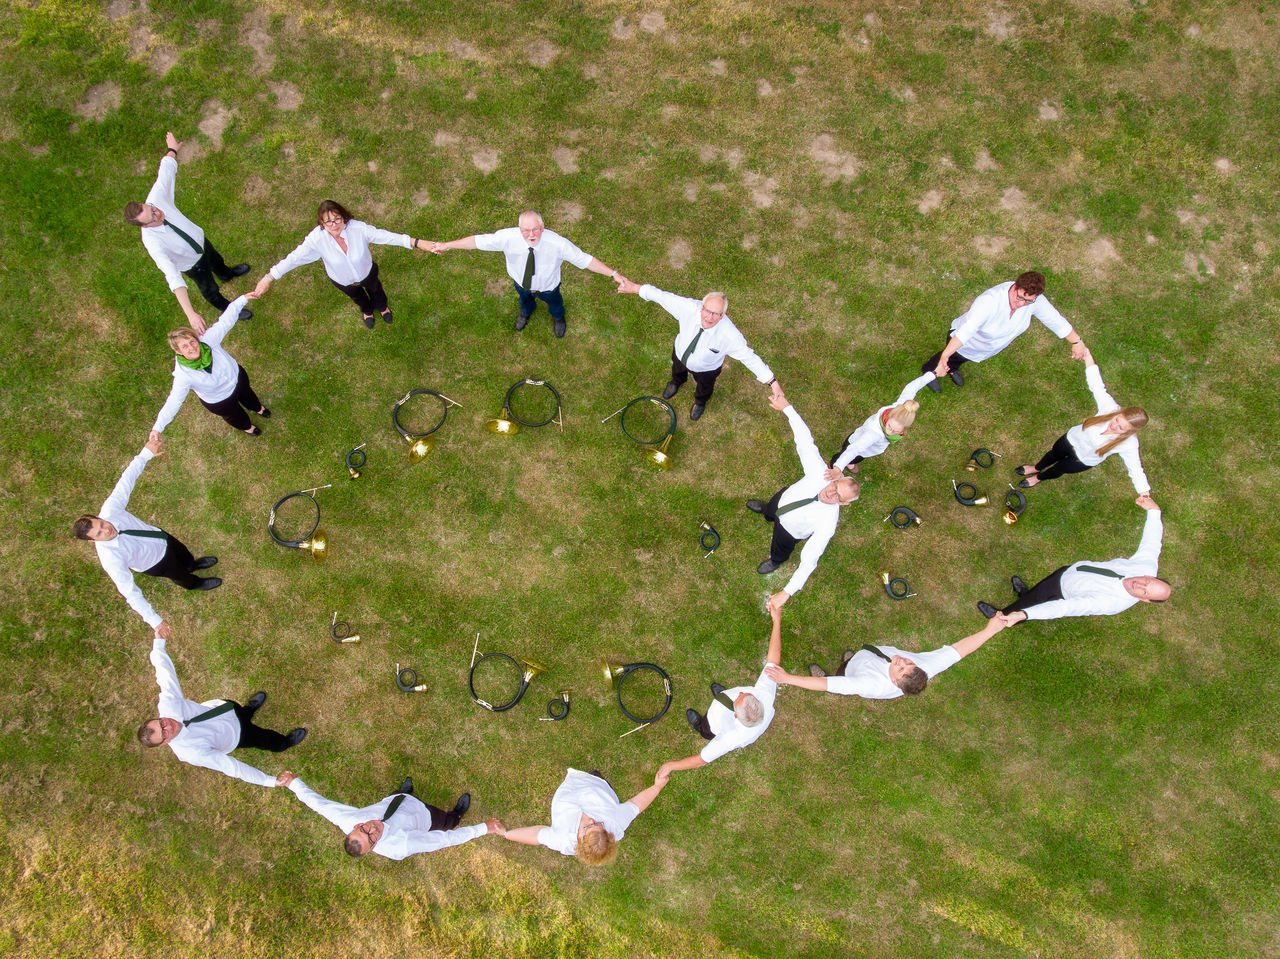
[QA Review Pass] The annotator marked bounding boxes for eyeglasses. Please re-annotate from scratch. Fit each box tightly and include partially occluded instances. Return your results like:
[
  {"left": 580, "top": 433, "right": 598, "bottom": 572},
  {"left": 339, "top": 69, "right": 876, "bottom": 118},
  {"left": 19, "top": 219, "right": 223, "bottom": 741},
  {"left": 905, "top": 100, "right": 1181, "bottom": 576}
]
[
  {"left": 321, "top": 216, "right": 345, "bottom": 226},
  {"left": 701, "top": 308, "right": 724, "bottom": 319}
]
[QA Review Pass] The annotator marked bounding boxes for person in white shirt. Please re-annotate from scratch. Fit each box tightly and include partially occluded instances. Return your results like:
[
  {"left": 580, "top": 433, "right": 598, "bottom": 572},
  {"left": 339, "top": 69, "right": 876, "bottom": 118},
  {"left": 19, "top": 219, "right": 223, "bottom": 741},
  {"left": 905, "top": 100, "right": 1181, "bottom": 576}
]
[
  {"left": 431, "top": 210, "right": 625, "bottom": 339},
  {"left": 978, "top": 494, "right": 1170, "bottom": 624},
  {"left": 276, "top": 772, "right": 502, "bottom": 860},
  {"left": 149, "top": 293, "right": 270, "bottom": 438},
  {"left": 764, "top": 616, "right": 1007, "bottom": 700},
  {"left": 746, "top": 391, "right": 860, "bottom": 611},
  {"left": 825, "top": 371, "right": 937, "bottom": 476},
  {"left": 658, "top": 603, "right": 783, "bottom": 777},
  {"left": 125, "top": 131, "right": 251, "bottom": 335},
  {"left": 137, "top": 637, "right": 306, "bottom": 788},
  {"left": 1014, "top": 347, "right": 1150, "bottom": 497},
  {"left": 73, "top": 436, "right": 218, "bottom": 639},
  {"left": 614, "top": 278, "right": 781, "bottom": 421},
  {"left": 920, "top": 271, "right": 1086, "bottom": 392},
  {"left": 254, "top": 200, "right": 432, "bottom": 329},
  {"left": 501, "top": 768, "right": 668, "bottom": 866}
]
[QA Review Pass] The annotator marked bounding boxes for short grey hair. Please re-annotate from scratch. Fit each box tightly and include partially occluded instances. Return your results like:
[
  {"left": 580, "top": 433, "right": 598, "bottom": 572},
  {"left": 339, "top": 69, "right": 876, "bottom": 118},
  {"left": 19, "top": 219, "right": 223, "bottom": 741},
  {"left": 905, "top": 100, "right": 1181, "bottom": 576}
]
[
  {"left": 736, "top": 693, "right": 764, "bottom": 727},
  {"left": 518, "top": 209, "right": 544, "bottom": 227},
  {"left": 701, "top": 291, "right": 728, "bottom": 314}
]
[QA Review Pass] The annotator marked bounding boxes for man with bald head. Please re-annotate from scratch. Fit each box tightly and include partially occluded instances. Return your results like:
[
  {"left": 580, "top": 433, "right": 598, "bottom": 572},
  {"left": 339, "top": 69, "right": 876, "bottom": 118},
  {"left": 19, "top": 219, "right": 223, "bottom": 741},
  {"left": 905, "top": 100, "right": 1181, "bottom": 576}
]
[
  {"left": 978, "top": 494, "right": 1170, "bottom": 626},
  {"left": 431, "top": 211, "right": 624, "bottom": 338},
  {"left": 747, "top": 391, "right": 860, "bottom": 610},
  {"left": 615, "top": 277, "right": 780, "bottom": 421}
]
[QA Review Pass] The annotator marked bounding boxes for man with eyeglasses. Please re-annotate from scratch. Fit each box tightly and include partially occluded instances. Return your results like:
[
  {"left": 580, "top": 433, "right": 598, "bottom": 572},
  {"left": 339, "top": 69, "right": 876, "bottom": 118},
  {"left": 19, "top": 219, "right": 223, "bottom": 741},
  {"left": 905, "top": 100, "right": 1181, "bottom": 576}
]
[
  {"left": 124, "top": 131, "right": 252, "bottom": 335},
  {"left": 615, "top": 278, "right": 781, "bottom": 421},
  {"left": 920, "top": 271, "right": 1085, "bottom": 392}
]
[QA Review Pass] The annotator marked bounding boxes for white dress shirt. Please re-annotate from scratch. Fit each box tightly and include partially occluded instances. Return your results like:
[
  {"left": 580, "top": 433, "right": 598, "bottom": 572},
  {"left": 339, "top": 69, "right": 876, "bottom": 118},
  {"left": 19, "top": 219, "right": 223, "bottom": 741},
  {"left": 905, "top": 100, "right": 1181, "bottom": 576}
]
[
  {"left": 150, "top": 638, "right": 276, "bottom": 788},
  {"left": 1024, "top": 509, "right": 1164, "bottom": 620},
  {"left": 287, "top": 778, "right": 488, "bottom": 860},
  {"left": 637, "top": 285, "right": 774, "bottom": 381},
  {"left": 775, "top": 406, "right": 845, "bottom": 596},
  {"left": 94, "top": 447, "right": 166, "bottom": 628},
  {"left": 140, "top": 155, "right": 206, "bottom": 292},
  {"left": 270, "top": 220, "right": 412, "bottom": 286},
  {"left": 151, "top": 295, "right": 249, "bottom": 433},
  {"left": 537, "top": 769, "right": 641, "bottom": 856},
  {"left": 825, "top": 644, "right": 962, "bottom": 699},
  {"left": 701, "top": 663, "right": 779, "bottom": 763},
  {"left": 832, "top": 371, "right": 938, "bottom": 472},
  {"left": 473, "top": 227, "right": 592, "bottom": 291},
  {"left": 950, "top": 281, "right": 1073, "bottom": 362},
  {"left": 1063, "top": 364, "right": 1149, "bottom": 493}
]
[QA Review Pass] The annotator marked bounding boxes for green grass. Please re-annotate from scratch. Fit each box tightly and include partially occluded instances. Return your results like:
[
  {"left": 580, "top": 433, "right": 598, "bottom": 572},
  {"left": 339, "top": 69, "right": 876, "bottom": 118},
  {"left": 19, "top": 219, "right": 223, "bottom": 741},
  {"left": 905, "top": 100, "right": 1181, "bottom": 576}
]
[{"left": 2, "top": 0, "right": 1279, "bottom": 956}]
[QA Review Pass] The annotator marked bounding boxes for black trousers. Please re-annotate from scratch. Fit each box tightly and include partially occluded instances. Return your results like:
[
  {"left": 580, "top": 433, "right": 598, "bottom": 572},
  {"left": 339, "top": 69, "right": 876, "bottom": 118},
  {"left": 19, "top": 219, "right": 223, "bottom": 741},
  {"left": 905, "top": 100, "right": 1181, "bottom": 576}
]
[
  {"left": 183, "top": 237, "right": 238, "bottom": 312},
  {"left": 1034, "top": 434, "right": 1093, "bottom": 482},
  {"left": 669, "top": 349, "right": 724, "bottom": 404},
  {"left": 140, "top": 533, "right": 203, "bottom": 589},
  {"left": 330, "top": 260, "right": 389, "bottom": 315},
  {"left": 1001, "top": 565, "right": 1069, "bottom": 615},
  {"left": 231, "top": 701, "right": 294, "bottom": 752},
  {"left": 921, "top": 332, "right": 973, "bottom": 377},
  {"left": 828, "top": 433, "right": 865, "bottom": 469},
  {"left": 199, "top": 366, "right": 263, "bottom": 431},
  {"left": 388, "top": 780, "right": 460, "bottom": 829},
  {"left": 761, "top": 487, "right": 803, "bottom": 564}
]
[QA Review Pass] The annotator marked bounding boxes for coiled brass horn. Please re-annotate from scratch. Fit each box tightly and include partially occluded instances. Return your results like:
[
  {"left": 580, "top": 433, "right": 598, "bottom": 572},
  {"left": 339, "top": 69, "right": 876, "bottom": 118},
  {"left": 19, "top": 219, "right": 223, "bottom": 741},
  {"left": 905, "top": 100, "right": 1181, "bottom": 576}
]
[
  {"left": 965, "top": 448, "right": 999, "bottom": 471},
  {"left": 1003, "top": 485, "right": 1028, "bottom": 524},
  {"left": 953, "top": 480, "right": 988, "bottom": 507}
]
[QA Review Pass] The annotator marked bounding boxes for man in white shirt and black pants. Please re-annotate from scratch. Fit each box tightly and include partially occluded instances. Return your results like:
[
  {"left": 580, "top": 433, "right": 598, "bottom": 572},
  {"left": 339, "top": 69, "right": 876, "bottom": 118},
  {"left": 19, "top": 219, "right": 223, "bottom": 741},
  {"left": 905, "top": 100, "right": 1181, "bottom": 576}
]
[
  {"left": 920, "top": 271, "right": 1086, "bottom": 392},
  {"left": 979, "top": 494, "right": 1170, "bottom": 624},
  {"left": 73, "top": 435, "right": 219, "bottom": 640},
  {"left": 125, "top": 132, "right": 251, "bottom": 335},
  {"left": 432, "top": 210, "right": 624, "bottom": 338},
  {"left": 137, "top": 636, "right": 306, "bottom": 787}
]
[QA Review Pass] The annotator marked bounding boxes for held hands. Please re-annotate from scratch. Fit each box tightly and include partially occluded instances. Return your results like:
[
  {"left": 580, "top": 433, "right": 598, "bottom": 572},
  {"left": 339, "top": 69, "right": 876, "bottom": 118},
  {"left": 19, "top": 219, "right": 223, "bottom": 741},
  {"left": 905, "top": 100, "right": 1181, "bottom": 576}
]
[
  {"left": 1069, "top": 340, "right": 1088, "bottom": 361},
  {"left": 429, "top": 241, "right": 447, "bottom": 254},
  {"left": 154, "top": 621, "right": 173, "bottom": 640},
  {"left": 252, "top": 275, "right": 274, "bottom": 298},
  {"left": 767, "top": 590, "right": 789, "bottom": 613},
  {"left": 768, "top": 390, "right": 790, "bottom": 412},
  {"left": 188, "top": 314, "right": 208, "bottom": 336},
  {"left": 165, "top": 131, "right": 183, "bottom": 152},
  {"left": 275, "top": 771, "right": 297, "bottom": 787},
  {"left": 995, "top": 610, "right": 1026, "bottom": 627},
  {"left": 1136, "top": 493, "right": 1159, "bottom": 511},
  {"left": 145, "top": 433, "right": 164, "bottom": 456},
  {"left": 615, "top": 277, "right": 641, "bottom": 295},
  {"left": 656, "top": 761, "right": 678, "bottom": 782},
  {"left": 769, "top": 379, "right": 785, "bottom": 401},
  {"left": 485, "top": 819, "right": 506, "bottom": 836},
  {"left": 822, "top": 467, "right": 843, "bottom": 481},
  {"left": 242, "top": 289, "right": 261, "bottom": 302}
]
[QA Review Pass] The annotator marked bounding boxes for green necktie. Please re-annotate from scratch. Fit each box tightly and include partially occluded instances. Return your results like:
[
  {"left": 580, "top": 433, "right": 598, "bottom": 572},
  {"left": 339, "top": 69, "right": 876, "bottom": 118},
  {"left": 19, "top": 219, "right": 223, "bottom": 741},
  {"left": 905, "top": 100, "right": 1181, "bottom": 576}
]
[
  {"left": 521, "top": 247, "right": 535, "bottom": 290},
  {"left": 165, "top": 220, "right": 204, "bottom": 255},
  {"left": 860, "top": 644, "right": 893, "bottom": 663},
  {"left": 382, "top": 794, "right": 406, "bottom": 822},
  {"left": 121, "top": 528, "right": 167, "bottom": 540},
  {"left": 776, "top": 495, "right": 818, "bottom": 516},
  {"left": 711, "top": 687, "right": 735, "bottom": 711},
  {"left": 184, "top": 701, "right": 235, "bottom": 726},
  {"left": 680, "top": 328, "right": 703, "bottom": 366},
  {"left": 1078, "top": 564, "right": 1124, "bottom": 579}
]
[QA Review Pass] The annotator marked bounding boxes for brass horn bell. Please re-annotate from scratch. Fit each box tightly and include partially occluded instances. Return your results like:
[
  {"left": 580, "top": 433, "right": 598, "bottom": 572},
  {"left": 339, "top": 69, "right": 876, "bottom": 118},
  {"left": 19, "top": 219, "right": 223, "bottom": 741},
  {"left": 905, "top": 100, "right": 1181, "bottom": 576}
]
[
  {"left": 643, "top": 435, "right": 673, "bottom": 470},
  {"left": 518, "top": 658, "right": 548, "bottom": 683},
  {"left": 299, "top": 527, "right": 327, "bottom": 562},
  {"left": 486, "top": 402, "right": 520, "bottom": 435},
  {"left": 601, "top": 660, "right": 628, "bottom": 689},
  {"left": 405, "top": 435, "right": 434, "bottom": 463},
  {"left": 1003, "top": 487, "right": 1028, "bottom": 524}
]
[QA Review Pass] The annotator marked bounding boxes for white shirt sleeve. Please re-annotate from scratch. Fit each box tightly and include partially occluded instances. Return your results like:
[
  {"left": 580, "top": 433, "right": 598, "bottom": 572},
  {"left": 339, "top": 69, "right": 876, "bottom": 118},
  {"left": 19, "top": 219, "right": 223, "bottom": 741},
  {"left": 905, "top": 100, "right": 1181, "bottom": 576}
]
[
  {"left": 1129, "top": 509, "right": 1164, "bottom": 572},
  {"left": 782, "top": 517, "right": 837, "bottom": 595},
  {"left": 1030, "top": 296, "right": 1073, "bottom": 338},
  {"left": 150, "top": 372, "right": 191, "bottom": 436},
  {"left": 101, "top": 548, "right": 164, "bottom": 627},
  {"left": 201, "top": 296, "right": 247, "bottom": 349},
  {"left": 638, "top": 284, "right": 700, "bottom": 322},
  {"left": 140, "top": 157, "right": 186, "bottom": 291},
  {"left": 178, "top": 746, "right": 277, "bottom": 789},
  {"left": 397, "top": 823, "right": 490, "bottom": 858},
  {"left": 721, "top": 324, "right": 774, "bottom": 383},
  {"left": 288, "top": 778, "right": 360, "bottom": 832},
  {"left": 1084, "top": 366, "right": 1149, "bottom": 493},
  {"left": 552, "top": 232, "right": 593, "bottom": 270},
  {"left": 150, "top": 638, "right": 186, "bottom": 714},
  {"left": 101, "top": 447, "right": 154, "bottom": 516},
  {"left": 895, "top": 371, "right": 939, "bottom": 404},
  {"left": 782, "top": 405, "right": 827, "bottom": 478},
  {"left": 358, "top": 223, "right": 413, "bottom": 250},
  {"left": 270, "top": 228, "right": 326, "bottom": 279}
]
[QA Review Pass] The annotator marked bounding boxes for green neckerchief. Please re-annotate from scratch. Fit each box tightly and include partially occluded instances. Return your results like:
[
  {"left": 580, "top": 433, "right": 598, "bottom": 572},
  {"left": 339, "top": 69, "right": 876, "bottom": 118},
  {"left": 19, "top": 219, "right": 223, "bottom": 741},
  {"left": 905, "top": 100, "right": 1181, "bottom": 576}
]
[
  {"left": 879, "top": 409, "right": 903, "bottom": 444},
  {"left": 176, "top": 342, "right": 213, "bottom": 372}
]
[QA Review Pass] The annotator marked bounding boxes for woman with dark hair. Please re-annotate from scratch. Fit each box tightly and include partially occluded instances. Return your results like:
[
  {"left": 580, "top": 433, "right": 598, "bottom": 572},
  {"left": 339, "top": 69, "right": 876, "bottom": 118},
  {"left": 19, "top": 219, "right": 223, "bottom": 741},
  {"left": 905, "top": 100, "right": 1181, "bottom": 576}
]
[
  {"left": 1016, "top": 347, "right": 1151, "bottom": 497},
  {"left": 254, "top": 200, "right": 432, "bottom": 329}
]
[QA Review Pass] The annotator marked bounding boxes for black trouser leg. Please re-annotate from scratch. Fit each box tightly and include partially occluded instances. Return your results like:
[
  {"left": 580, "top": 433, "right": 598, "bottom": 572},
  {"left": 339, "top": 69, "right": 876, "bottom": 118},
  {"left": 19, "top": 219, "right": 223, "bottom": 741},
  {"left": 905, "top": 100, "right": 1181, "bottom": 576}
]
[
  {"left": 694, "top": 711, "right": 714, "bottom": 739},
  {"left": 1034, "top": 434, "right": 1093, "bottom": 482},
  {"left": 1002, "top": 566, "right": 1069, "bottom": 614},
  {"left": 689, "top": 365, "right": 723, "bottom": 404},
  {"left": 360, "top": 261, "right": 389, "bottom": 313},
  {"left": 141, "top": 534, "right": 202, "bottom": 588},
  {"left": 200, "top": 367, "right": 260, "bottom": 431},
  {"left": 234, "top": 703, "right": 293, "bottom": 752},
  {"left": 922, "top": 333, "right": 972, "bottom": 376},
  {"left": 669, "top": 349, "right": 690, "bottom": 389},
  {"left": 183, "top": 250, "right": 231, "bottom": 311},
  {"left": 201, "top": 236, "right": 236, "bottom": 282},
  {"left": 761, "top": 489, "right": 800, "bottom": 564},
  {"left": 331, "top": 270, "right": 377, "bottom": 314},
  {"left": 427, "top": 802, "right": 461, "bottom": 831}
]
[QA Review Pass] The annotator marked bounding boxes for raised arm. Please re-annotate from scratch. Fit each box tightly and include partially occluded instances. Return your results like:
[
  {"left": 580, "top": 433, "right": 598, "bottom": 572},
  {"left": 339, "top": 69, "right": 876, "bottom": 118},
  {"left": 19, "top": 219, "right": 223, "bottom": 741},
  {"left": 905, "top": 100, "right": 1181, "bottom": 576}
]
[
  {"left": 431, "top": 235, "right": 479, "bottom": 253},
  {"left": 765, "top": 602, "right": 783, "bottom": 665},
  {"left": 200, "top": 295, "right": 249, "bottom": 349},
  {"left": 656, "top": 754, "right": 708, "bottom": 780},
  {"left": 764, "top": 664, "right": 828, "bottom": 692},
  {"left": 501, "top": 825, "right": 548, "bottom": 846},
  {"left": 626, "top": 771, "right": 669, "bottom": 814},
  {"left": 950, "top": 615, "right": 1007, "bottom": 659}
]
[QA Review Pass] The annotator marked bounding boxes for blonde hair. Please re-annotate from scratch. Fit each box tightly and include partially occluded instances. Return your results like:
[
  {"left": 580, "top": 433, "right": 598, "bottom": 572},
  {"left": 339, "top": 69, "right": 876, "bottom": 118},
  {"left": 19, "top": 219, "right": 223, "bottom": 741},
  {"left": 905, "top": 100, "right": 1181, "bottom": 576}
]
[
  {"left": 1083, "top": 406, "right": 1148, "bottom": 456},
  {"left": 886, "top": 399, "right": 920, "bottom": 433},
  {"left": 575, "top": 828, "right": 620, "bottom": 866},
  {"left": 167, "top": 327, "right": 200, "bottom": 351}
]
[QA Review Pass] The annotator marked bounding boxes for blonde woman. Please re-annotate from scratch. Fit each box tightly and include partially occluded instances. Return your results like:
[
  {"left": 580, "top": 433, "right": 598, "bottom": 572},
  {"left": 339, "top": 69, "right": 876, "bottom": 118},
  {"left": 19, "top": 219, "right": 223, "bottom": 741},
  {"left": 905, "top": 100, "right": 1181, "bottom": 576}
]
[
  {"left": 1016, "top": 348, "right": 1150, "bottom": 497},
  {"left": 825, "top": 371, "right": 938, "bottom": 478}
]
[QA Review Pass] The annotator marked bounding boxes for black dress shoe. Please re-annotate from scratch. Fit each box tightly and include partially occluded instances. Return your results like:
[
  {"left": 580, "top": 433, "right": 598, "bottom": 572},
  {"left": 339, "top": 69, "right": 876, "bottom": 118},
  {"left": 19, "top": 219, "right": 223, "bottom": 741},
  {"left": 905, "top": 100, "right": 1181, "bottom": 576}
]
[
  {"left": 746, "top": 499, "right": 766, "bottom": 514},
  {"left": 1014, "top": 466, "right": 1032, "bottom": 476},
  {"left": 193, "top": 577, "right": 222, "bottom": 591},
  {"left": 362, "top": 314, "right": 376, "bottom": 329},
  {"left": 397, "top": 777, "right": 414, "bottom": 796},
  {"left": 925, "top": 377, "right": 942, "bottom": 393},
  {"left": 1011, "top": 575, "right": 1028, "bottom": 596},
  {"left": 515, "top": 311, "right": 531, "bottom": 331},
  {"left": 690, "top": 402, "right": 706, "bottom": 421},
  {"left": 284, "top": 727, "right": 307, "bottom": 748},
  {"left": 245, "top": 426, "right": 262, "bottom": 436},
  {"left": 192, "top": 556, "right": 218, "bottom": 570},
  {"left": 841, "top": 649, "right": 856, "bottom": 666},
  {"left": 977, "top": 601, "right": 998, "bottom": 619},
  {"left": 553, "top": 317, "right": 566, "bottom": 338},
  {"left": 949, "top": 368, "right": 964, "bottom": 386},
  {"left": 452, "top": 793, "right": 471, "bottom": 817},
  {"left": 381, "top": 308, "right": 393, "bottom": 324},
  {"left": 228, "top": 263, "right": 251, "bottom": 278},
  {"left": 710, "top": 682, "right": 727, "bottom": 698},
  {"left": 662, "top": 381, "right": 680, "bottom": 400},
  {"left": 238, "top": 307, "right": 254, "bottom": 321},
  {"left": 685, "top": 708, "right": 704, "bottom": 734},
  {"left": 257, "top": 407, "right": 271, "bottom": 418},
  {"left": 245, "top": 691, "right": 267, "bottom": 712},
  {"left": 758, "top": 559, "right": 781, "bottom": 574}
]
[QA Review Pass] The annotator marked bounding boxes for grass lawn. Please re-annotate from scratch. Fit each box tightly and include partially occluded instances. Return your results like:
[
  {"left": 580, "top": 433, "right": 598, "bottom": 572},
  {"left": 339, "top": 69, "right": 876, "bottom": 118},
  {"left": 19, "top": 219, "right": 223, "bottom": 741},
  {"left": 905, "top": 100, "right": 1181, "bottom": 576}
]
[{"left": 2, "top": 1, "right": 1278, "bottom": 956}]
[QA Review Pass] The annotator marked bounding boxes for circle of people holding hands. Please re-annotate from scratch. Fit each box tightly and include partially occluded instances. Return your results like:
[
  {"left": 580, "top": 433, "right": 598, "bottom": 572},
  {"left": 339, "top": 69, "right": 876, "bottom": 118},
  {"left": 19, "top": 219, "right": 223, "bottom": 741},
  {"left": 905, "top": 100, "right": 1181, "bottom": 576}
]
[{"left": 77, "top": 131, "right": 1170, "bottom": 867}]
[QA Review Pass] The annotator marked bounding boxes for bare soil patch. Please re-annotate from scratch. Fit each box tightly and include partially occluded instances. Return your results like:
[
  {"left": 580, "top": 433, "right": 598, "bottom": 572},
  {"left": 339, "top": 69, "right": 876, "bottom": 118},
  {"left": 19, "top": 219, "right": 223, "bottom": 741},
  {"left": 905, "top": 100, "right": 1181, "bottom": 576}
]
[
  {"left": 196, "top": 100, "right": 234, "bottom": 150},
  {"left": 973, "top": 148, "right": 1000, "bottom": 171},
  {"left": 242, "top": 9, "right": 276, "bottom": 75},
  {"left": 973, "top": 235, "right": 1011, "bottom": 256},
  {"left": 552, "top": 200, "right": 584, "bottom": 224},
  {"left": 74, "top": 81, "right": 122, "bottom": 122},
  {"left": 757, "top": 79, "right": 774, "bottom": 97},
  {"left": 552, "top": 147, "right": 580, "bottom": 174},
  {"left": 611, "top": 17, "right": 635, "bottom": 40},
  {"left": 471, "top": 148, "right": 500, "bottom": 175},
  {"left": 639, "top": 11, "right": 666, "bottom": 33},
  {"left": 667, "top": 239, "right": 692, "bottom": 270},
  {"left": 808, "top": 134, "right": 860, "bottom": 184},
  {"left": 917, "top": 190, "right": 943, "bottom": 215},
  {"left": 999, "top": 186, "right": 1029, "bottom": 212},
  {"left": 268, "top": 81, "right": 302, "bottom": 111},
  {"left": 527, "top": 40, "right": 558, "bottom": 67}
]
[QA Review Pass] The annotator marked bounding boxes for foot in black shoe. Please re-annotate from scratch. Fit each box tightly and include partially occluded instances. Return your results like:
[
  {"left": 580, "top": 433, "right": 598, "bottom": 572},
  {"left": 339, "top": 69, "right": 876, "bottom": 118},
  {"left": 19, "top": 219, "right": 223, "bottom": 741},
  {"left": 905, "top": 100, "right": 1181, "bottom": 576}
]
[
  {"left": 685, "top": 708, "right": 705, "bottom": 735},
  {"left": 690, "top": 402, "right": 705, "bottom": 421},
  {"left": 238, "top": 307, "right": 254, "bottom": 321},
  {"left": 452, "top": 793, "right": 471, "bottom": 817},
  {"left": 397, "top": 777, "right": 414, "bottom": 796},
  {"left": 553, "top": 317, "right": 566, "bottom": 338},
  {"left": 284, "top": 727, "right": 307, "bottom": 748},
  {"left": 757, "top": 559, "right": 781, "bottom": 574},
  {"left": 362, "top": 314, "right": 376, "bottom": 329},
  {"left": 257, "top": 407, "right": 271, "bottom": 418},
  {"left": 1014, "top": 465, "right": 1034, "bottom": 476},
  {"left": 245, "top": 426, "right": 262, "bottom": 436},
  {"left": 662, "top": 380, "right": 680, "bottom": 400},
  {"left": 228, "top": 263, "right": 251, "bottom": 278},
  {"left": 925, "top": 377, "right": 942, "bottom": 393},
  {"left": 977, "top": 601, "right": 998, "bottom": 619},
  {"left": 515, "top": 311, "right": 531, "bottom": 331},
  {"left": 245, "top": 691, "right": 267, "bottom": 712},
  {"left": 746, "top": 499, "right": 766, "bottom": 514},
  {"left": 710, "top": 682, "right": 727, "bottom": 698},
  {"left": 193, "top": 577, "right": 222, "bottom": 591},
  {"left": 381, "top": 308, "right": 393, "bottom": 324},
  {"left": 949, "top": 368, "right": 964, "bottom": 386},
  {"left": 1011, "top": 575, "right": 1028, "bottom": 596},
  {"left": 192, "top": 556, "right": 218, "bottom": 570}
]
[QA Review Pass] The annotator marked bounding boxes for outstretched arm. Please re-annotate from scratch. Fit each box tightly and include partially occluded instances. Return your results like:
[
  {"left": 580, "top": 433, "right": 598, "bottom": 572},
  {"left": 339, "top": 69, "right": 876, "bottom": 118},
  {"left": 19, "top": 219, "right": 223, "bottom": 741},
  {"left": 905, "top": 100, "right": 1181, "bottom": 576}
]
[
  {"left": 765, "top": 602, "right": 783, "bottom": 665},
  {"left": 764, "top": 663, "right": 828, "bottom": 692},
  {"left": 502, "top": 826, "right": 547, "bottom": 846},
  {"left": 934, "top": 335, "right": 964, "bottom": 377},
  {"left": 656, "top": 754, "right": 708, "bottom": 780},
  {"left": 627, "top": 771, "right": 669, "bottom": 814},
  {"left": 431, "top": 236, "right": 479, "bottom": 253},
  {"left": 951, "top": 615, "right": 1007, "bottom": 659}
]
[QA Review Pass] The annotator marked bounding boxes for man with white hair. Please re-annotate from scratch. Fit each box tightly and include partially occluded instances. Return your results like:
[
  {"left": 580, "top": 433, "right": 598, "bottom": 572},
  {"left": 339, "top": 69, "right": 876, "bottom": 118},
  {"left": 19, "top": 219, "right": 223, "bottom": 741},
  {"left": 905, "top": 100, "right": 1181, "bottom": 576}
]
[
  {"left": 615, "top": 277, "right": 780, "bottom": 421},
  {"left": 431, "top": 211, "right": 624, "bottom": 338},
  {"left": 657, "top": 603, "right": 783, "bottom": 778}
]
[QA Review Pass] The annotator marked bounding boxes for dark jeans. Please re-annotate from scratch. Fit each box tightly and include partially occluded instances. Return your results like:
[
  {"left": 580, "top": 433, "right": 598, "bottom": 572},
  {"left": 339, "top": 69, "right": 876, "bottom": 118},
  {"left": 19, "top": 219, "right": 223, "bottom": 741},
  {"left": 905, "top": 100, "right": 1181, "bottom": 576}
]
[
  {"left": 200, "top": 366, "right": 263, "bottom": 432},
  {"left": 669, "top": 349, "right": 724, "bottom": 404},
  {"left": 514, "top": 281, "right": 566, "bottom": 320},
  {"left": 761, "top": 487, "right": 802, "bottom": 564},
  {"left": 921, "top": 332, "right": 973, "bottom": 377},
  {"left": 330, "top": 260, "right": 390, "bottom": 315},
  {"left": 1034, "top": 434, "right": 1093, "bottom": 482},
  {"left": 1001, "top": 565, "right": 1069, "bottom": 615},
  {"left": 230, "top": 700, "right": 294, "bottom": 752},
  {"left": 140, "top": 533, "right": 203, "bottom": 589},
  {"left": 183, "top": 236, "right": 238, "bottom": 312}
]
